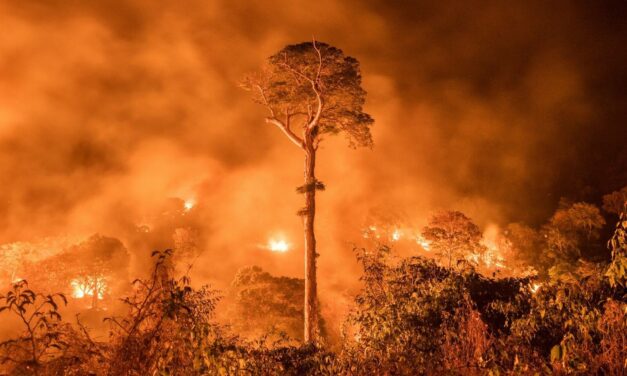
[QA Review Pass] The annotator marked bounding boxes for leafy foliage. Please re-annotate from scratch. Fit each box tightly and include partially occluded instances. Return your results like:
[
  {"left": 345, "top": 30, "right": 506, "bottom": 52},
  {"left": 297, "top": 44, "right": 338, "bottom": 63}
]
[
  {"left": 1, "top": 212, "right": 625, "bottom": 375},
  {"left": 544, "top": 202, "right": 606, "bottom": 264},
  {"left": 228, "top": 266, "right": 321, "bottom": 341},
  {"left": 103, "top": 249, "right": 222, "bottom": 375},
  {"left": 343, "top": 242, "right": 625, "bottom": 375},
  {"left": 606, "top": 204, "right": 627, "bottom": 288},
  {"left": 0, "top": 280, "right": 67, "bottom": 373},
  {"left": 602, "top": 186, "right": 627, "bottom": 215},
  {"left": 242, "top": 41, "right": 373, "bottom": 148},
  {"left": 421, "top": 210, "right": 484, "bottom": 268}
]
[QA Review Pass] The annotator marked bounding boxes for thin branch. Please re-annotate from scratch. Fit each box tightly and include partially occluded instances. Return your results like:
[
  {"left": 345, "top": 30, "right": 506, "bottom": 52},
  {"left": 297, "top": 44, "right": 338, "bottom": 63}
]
[
  {"left": 275, "top": 49, "right": 325, "bottom": 132},
  {"left": 255, "top": 83, "right": 304, "bottom": 148},
  {"left": 76, "top": 315, "right": 108, "bottom": 359},
  {"left": 105, "top": 317, "right": 130, "bottom": 335},
  {"left": 255, "top": 84, "right": 276, "bottom": 119},
  {"left": 312, "top": 37, "right": 323, "bottom": 83},
  {"left": 309, "top": 39, "right": 324, "bottom": 130}
]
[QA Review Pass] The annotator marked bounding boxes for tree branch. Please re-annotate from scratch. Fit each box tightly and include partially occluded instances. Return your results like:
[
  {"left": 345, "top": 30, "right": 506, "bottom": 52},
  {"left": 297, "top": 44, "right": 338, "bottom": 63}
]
[
  {"left": 309, "top": 40, "right": 324, "bottom": 130},
  {"left": 308, "top": 84, "right": 323, "bottom": 130},
  {"left": 276, "top": 49, "right": 325, "bottom": 132},
  {"left": 266, "top": 117, "right": 304, "bottom": 149},
  {"left": 312, "top": 38, "right": 323, "bottom": 84},
  {"left": 255, "top": 84, "right": 276, "bottom": 119}
]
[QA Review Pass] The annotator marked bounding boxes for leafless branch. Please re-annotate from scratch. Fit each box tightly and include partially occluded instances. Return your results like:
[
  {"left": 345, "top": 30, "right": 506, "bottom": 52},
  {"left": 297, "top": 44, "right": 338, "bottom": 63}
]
[
  {"left": 309, "top": 39, "right": 324, "bottom": 130},
  {"left": 255, "top": 84, "right": 276, "bottom": 119},
  {"left": 265, "top": 117, "right": 305, "bottom": 149},
  {"left": 76, "top": 314, "right": 108, "bottom": 359},
  {"left": 312, "top": 37, "right": 323, "bottom": 83}
]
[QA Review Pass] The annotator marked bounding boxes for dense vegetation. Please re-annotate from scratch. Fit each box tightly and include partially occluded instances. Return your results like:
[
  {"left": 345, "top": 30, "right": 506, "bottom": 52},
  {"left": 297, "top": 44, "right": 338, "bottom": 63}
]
[{"left": 0, "top": 207, "right": 625, "bottom": 375}]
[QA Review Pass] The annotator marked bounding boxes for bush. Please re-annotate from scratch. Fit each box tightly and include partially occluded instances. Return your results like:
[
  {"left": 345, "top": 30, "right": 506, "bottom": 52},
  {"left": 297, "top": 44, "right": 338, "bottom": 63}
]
[{"left": 0, "top": 222, "right": 625, "bottom": 375}]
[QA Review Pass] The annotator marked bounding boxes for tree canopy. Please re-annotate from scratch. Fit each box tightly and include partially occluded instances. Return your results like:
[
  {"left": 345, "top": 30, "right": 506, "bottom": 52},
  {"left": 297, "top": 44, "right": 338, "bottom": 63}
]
[
  {"left": 421, "top": 211, "right": 484, "bottom": 267},
  {"left": 242, "top": 41, "right": 373, "bottom": 149}
]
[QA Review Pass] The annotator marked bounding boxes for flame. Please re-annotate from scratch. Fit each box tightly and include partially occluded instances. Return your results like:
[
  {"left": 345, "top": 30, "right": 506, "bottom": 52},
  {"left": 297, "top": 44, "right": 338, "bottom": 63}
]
[
  {"left": 467, "top": 253, "right": 481, "bottom": 264},
  {"left": 71, "top": 276, "right": 106, "bottom": 300},
  {"left": 481, "top": 224, "right": 507, "bottom": 269},
  {"left": 362, "top": 225, "right": 381, "bottom": 239},
  {"left": 530, "top": 282, "right": 542, "bottom": 294},
  {"left": 416, "top": 235, "right": 430, "bottom": 251},
  {"left": 183, "top": 199, "right": 195, "bottom": 211},
  {"left": 391, "top": 229, "right": 402, "bottom": 241},
  {"left": 483, "top": 245, "right": 507, "bottom": 269},
  {"left": 268, "top": 238, "right": 289, "bottom": 253}
]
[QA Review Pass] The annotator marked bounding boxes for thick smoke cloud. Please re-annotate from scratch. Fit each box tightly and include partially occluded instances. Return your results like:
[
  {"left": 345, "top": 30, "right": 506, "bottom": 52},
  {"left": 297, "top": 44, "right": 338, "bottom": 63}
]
[{"left": 1, "top": 0, "right": 625, "bottom": 314}]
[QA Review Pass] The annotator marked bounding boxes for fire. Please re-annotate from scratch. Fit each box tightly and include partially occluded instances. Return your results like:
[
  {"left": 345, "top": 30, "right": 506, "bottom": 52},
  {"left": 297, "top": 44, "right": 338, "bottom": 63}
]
[
  {"left": 268, "top": 238, "right": 289, "bottom": 253},
  {"left": 363, "top": 225, "right": 381, "bottom": 239},
  {"left": 71, "top": 276, "right": 106, "bottom": 300},
  {"left": 530, "top": 283, "right": 542, "bottom": 294},
  {"left": 483, "top": 246, "right": 506, "bottom": 269},
  {"left": 467, "top": 253, "right": 481, "bottom": 264},
  {"left": 391, "top": 229, "right": 402, "bottom": 241},
  {"left": 416, "top": 235, "right": 430, "bottom": 251},
  {"left": 481, "top": 225, "right": 507, "bottom": 269},
  {"left": 183, "top": 199, "right": 195, "bottom": 211}
]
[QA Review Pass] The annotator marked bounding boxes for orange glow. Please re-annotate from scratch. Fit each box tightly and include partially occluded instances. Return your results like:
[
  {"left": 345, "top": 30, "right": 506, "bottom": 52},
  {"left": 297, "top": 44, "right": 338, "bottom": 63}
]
[
  {"left": 268, "top": 238, "right": 289, "bottom": 253},
  {"left": 71, "top": 276, "right": 106, "bottom": 300},
  {"left": 530, "top": 283, "right": 542, "bottom": 294},
  {"left": 481, "top": 225, "right": 507, "bottom": 269},
  {"left": 183, "top": 199, "right": 195, "bottom": 211},
  {"left": 391, "top": 229, "right": 402, "bottom": 241},
  {"left": 416, "top": 235, "right": 430, "bottom": 251}
]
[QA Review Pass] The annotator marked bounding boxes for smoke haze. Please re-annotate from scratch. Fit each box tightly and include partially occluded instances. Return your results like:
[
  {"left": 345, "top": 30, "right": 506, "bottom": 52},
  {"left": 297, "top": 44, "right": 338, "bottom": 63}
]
[{"left": 1, "top": 1, "right": 626, "bottom": 326}]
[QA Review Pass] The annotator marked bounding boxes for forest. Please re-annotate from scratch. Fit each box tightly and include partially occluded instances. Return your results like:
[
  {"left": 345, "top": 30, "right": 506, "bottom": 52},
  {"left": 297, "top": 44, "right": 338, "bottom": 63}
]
[
  {"left": 1, "top": 1, "right": 626, "bottom": 375},
  {"left": 0, "top": 197, "right": 626, "bottom": 375}
]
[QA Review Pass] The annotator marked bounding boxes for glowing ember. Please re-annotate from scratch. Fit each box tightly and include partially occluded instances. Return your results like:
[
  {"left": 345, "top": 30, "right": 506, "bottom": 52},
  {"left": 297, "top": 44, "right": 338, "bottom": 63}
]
[
  {"left": 416, "top": 236, "right": 430, "bottom": 251},
  {"left": 268, "top": 239, "right": 289, "bottom": 253},
  {"left": 391, "top": 229, "right": 402, "bottom": 241},
  {"left": 467, "top": 253, "right": 481, "bottom": 264},
  {"left": 483, "top": 246, "right": 507, "bottom": 269},
  {"left": 71, "top": 276, "right": 106, "bottom": 300},
  {"left": 530, "top": 283, "right": 542, "bottom": 294},
  {"left": 363, "top": 225, "right": 382, "bottom": 239},
  {"left": 183, "top": 199, "right": 195, "bottom": 211}
]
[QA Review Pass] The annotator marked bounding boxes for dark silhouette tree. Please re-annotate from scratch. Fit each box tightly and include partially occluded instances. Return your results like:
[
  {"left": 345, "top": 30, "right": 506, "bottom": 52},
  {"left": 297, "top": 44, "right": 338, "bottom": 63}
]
[
  {"left": 242, "top": 40, "right": 373, "bottom": 342},
  {"left": 421, "top": 211, "right": 483, "bottom": 268},
  {"left": 543, "top": 202, "right": 605, "bottom": 264},
  {"left": 229, "top": 265, "right": 325, "bottom": 341},
  {"left": 602, "top": 186, "right": 627, "bottom": 215}
]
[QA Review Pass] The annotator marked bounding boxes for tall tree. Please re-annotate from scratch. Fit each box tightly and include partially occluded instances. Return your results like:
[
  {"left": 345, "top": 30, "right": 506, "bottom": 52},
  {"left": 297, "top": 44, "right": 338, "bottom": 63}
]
[
  {"left": 543, "top": 202, "right": 605, "bottom": 263},
  {"left": 421, "top": 211, "right": 483, "bottom": 268},
  {"left": 242, "top": 41, "right": 373, "bottom": 342}
]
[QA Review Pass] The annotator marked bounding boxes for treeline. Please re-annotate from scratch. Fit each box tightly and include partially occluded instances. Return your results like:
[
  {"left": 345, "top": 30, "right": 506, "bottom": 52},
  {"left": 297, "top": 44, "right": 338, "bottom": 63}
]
[{"left": 1, "top": 209, "right": 625, "bottom": 375}]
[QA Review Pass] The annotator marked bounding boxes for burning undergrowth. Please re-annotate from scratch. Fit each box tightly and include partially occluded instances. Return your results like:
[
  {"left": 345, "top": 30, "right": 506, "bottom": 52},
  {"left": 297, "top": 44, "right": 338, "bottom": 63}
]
[{"left": 0, "top": 214, "right": 625, "bottom": 375}]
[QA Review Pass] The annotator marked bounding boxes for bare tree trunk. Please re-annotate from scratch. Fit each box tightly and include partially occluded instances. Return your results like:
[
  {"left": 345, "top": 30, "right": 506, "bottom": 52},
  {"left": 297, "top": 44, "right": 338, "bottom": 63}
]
[{"left": 303, "top": 138, "right": 318, "bottom": 343}]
